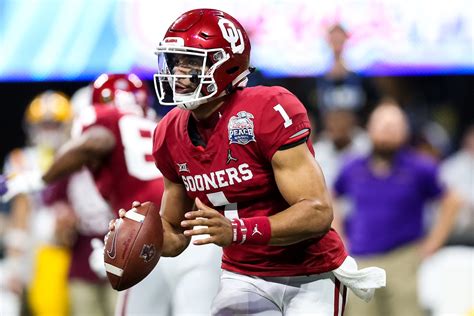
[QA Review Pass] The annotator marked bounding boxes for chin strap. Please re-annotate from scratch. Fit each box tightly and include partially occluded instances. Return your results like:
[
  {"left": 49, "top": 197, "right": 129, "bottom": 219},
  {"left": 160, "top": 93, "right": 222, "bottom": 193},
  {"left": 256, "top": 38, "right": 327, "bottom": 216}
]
[{"left": 232, "top": 67, "right": 254, "bottom": 89}]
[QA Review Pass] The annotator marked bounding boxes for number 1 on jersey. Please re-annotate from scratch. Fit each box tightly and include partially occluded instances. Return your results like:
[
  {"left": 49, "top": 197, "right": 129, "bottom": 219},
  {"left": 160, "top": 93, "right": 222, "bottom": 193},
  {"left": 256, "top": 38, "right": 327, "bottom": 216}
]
[{"left": 273, "top": 104, "right": 293, "bottom": 128}]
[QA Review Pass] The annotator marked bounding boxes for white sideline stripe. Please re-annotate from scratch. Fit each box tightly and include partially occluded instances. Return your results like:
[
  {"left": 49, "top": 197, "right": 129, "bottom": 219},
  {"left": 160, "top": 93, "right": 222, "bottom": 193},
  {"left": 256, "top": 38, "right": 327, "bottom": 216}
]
[
  {"left": 104, "top": 263, "right": 123, "bottom": 277},
  {"left": 125, "top": 209, "right": 145, "bottom": 223}
]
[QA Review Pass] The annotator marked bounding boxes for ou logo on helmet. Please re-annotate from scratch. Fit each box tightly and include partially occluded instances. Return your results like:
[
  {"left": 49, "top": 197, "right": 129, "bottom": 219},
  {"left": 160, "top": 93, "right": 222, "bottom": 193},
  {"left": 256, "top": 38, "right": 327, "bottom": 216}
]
[{"left": 218, "top": 18, "right": 245, "bottom": 54}]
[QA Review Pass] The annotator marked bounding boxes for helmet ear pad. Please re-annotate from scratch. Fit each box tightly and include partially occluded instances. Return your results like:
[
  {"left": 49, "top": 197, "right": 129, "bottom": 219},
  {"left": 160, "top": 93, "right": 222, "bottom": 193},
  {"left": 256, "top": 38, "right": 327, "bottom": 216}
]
[{"left": 204, "top": 48, "right": 245, "bottom": 96}]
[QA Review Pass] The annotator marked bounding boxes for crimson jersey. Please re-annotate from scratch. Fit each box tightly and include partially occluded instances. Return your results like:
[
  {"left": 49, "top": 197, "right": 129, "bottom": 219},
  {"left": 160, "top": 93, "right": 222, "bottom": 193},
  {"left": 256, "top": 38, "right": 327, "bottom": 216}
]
[
  {"left": 153, "top": 86, "right": 347, "bottom": 276},
  {"left": 77, "top": 105, "right": 164, "bottom": 210}
]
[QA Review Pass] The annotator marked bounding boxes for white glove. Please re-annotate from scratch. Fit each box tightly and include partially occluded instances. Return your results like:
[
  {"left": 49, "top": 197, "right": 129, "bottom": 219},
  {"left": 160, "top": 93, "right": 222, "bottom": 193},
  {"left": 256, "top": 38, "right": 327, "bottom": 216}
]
[
  {"left": 1, "top": 171, "right": 45, "bottom": 202},
  {"left": 89, "top": 238, "right": 107, "bottom": 279}
]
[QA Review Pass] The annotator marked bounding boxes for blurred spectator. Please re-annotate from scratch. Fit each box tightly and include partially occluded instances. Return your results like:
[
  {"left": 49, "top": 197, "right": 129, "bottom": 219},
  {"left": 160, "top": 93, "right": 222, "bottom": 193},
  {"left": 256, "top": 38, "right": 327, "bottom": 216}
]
[
  {"left": 313, "top": 23, "right": 377, "bottom": 190},
  {"left": 333, "top": 101, "right": 460, "bottom": 316},
  {"left": 412, "top": 120, "right": 451, "bottom": 161},
  {"left": 313, "top": 107, "right": 371, "bottom": 230},
  {"left": 314, "top": 108, "right": 371, "bottom": 189},
  {"left": 418, "top": 246, "right": 474, "bottom": 315},
  {"left": 440, "top": 124, "right": 474, "bottom": 245},
  {"left": 314, "top": 24, "right": 379, "bottom": 122},
  {"left": 1, "top": 91, "right": 74, "bottom": 316}
]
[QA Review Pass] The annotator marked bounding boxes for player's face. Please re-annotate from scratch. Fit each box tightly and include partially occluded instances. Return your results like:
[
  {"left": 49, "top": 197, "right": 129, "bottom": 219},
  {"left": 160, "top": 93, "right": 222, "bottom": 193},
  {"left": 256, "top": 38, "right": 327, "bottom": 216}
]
[
  {"left": 29, "top": 120, "right": 70, "bottom": 150},
  {"left": 368, "top": 105, "right": 408, "bottom": 154},
  {"left": 327, "top": 27, "right": 347, "bottom": 55},
  {"left": 324, "top": 110, "right": 355, "bottom": 144},
  {"left": 163, "top": 53, "right": 207, "bottom": 93},
  {"left": 155, "top": 48, "right": 217, "bottom": 109}
]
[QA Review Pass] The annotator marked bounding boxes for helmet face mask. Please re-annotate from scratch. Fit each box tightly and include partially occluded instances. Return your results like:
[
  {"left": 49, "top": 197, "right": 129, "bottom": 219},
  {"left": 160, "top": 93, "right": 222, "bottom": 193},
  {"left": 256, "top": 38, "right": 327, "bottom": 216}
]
[
  {"left": 154, "top": 44, "right": 229, "bottom": 110},
  {"left": 154, "top": 9, "right": 251, "bottom": 111}
]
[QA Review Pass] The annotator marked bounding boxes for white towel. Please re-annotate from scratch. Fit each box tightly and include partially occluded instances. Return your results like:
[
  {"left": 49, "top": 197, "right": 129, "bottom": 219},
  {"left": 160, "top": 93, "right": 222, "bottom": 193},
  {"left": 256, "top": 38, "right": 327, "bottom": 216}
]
[{"left": 333, "top": 256, "right": 386, "bottom": 302}]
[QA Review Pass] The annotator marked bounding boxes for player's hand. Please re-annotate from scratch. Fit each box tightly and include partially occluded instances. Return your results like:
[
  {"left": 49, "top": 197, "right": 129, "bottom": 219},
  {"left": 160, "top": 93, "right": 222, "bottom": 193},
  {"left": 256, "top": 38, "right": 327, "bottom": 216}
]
[
  {"left": 181, "top": 197, "right": 233, "bottom": 247},
  {"left": 104, "top": 208, "right": 126, "bottom": 246},
  {"left": 89, "top": 238, "right": 107, "bottom": 279},
  {"left": 104, "top": 201, "right": 140, "bottom": 244},
  {"left": 0, "top": 172, "right": 45, "bottom": 202}
]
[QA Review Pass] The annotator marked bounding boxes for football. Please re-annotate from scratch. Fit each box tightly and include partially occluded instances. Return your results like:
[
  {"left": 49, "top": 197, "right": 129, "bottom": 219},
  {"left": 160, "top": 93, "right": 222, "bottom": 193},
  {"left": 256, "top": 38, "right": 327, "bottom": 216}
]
[{"left": 104, "top": 201, "right": 163, "bottom": 291}]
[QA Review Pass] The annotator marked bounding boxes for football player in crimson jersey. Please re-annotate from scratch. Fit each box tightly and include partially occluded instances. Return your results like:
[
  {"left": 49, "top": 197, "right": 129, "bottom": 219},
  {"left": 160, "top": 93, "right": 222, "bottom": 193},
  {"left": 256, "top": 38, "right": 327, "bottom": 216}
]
[
  {"left": 22, "top": 74, "right": 165, "bottom": 315},
  {"left": 40, "top": 73, "right": 163, "bottom": 212},
  {"left": 140, "top": 8, "right": 385, "bottom": 315}
]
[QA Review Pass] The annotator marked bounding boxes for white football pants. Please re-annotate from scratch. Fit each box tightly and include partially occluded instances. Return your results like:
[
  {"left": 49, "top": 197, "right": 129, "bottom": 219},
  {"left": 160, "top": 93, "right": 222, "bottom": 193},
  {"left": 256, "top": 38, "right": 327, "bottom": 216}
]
[{"left": 212, "top": 270, "right": 347, "bottom": 316}]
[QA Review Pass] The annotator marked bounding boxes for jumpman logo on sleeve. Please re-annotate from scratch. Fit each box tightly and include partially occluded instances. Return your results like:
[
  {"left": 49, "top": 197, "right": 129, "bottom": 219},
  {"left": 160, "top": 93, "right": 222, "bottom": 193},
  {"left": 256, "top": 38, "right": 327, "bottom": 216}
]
[{"left": 252, "top": 224, "right": 263, "bottom": 236}]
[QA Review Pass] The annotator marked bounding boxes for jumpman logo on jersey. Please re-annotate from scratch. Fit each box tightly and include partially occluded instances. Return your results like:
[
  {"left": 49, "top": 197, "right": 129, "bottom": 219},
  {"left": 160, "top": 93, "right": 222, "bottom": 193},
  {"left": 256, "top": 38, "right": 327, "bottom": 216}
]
[
  {"left": 226, "top": 149, "right": 238, "bottom": 164},
  {"left": 252, "top": 224, "right": 263, "bottom": 236}
]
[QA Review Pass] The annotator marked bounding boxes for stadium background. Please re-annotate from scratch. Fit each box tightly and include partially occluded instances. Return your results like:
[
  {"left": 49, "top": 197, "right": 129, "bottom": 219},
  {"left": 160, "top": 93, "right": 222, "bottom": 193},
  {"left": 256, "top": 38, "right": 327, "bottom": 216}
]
[
  {"left": 1, "top": 0, "right": 473, "bottom": 166},
  {"left": 0, "top": 1, "right": 472, "bottom": 315}
]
